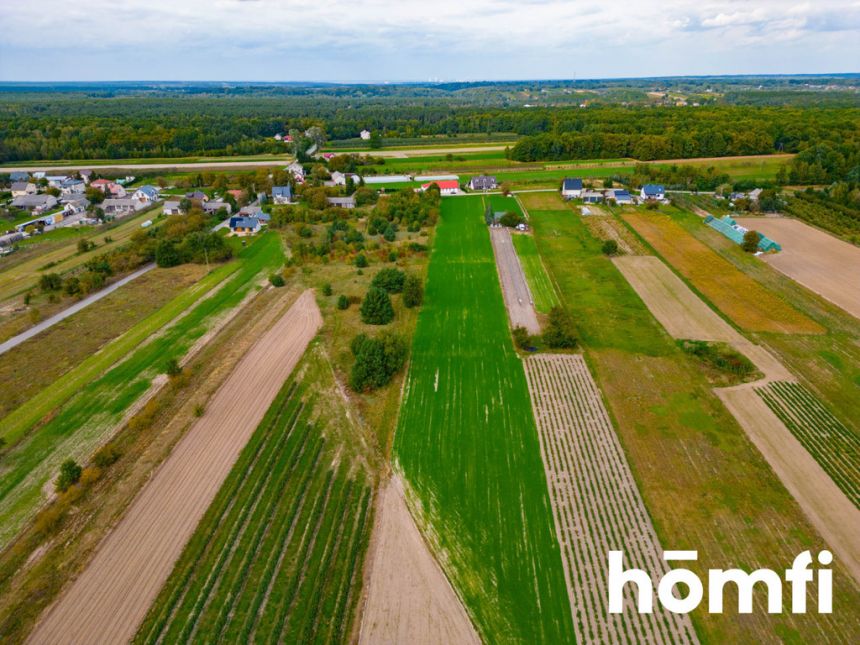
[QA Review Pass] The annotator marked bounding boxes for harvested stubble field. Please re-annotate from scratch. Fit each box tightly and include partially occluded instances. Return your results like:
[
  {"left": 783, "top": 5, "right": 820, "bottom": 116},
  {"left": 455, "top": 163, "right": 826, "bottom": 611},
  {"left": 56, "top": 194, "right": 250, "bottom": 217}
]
[
  {"left": 0, "top": 234, "right": 283, "bottom": 549},
  {"left": 622, "top": 211, "right": 824, "bottom": 335},
  {"left": 511, "top": 233, "right": 560, "bottom": 313},
  {"left": 526, "top": 191, "right": 860, "bottom": 641},
  {"left": 394, "top": 196, "right": 575, "bottom": 643},
  {"left": 735, "top": 217, "right": 860, "bottom": 321},
  {"left": 756, "top": 381, "right": 860, "bottom": 508},
  {"left": 31, "top": 290, "right": 326, "bottom": 645},
  {"left": 525, "top": 354, "right": 698, "bottom": 645},
  {"left": 359, "top": 477, "right": 480, "bottom": 645},
  {"left": 489, "top": 226, "right": 540, "bottom": 334},
  {"left": 0, "top": 264, "right": 205, "bottom": 419}
]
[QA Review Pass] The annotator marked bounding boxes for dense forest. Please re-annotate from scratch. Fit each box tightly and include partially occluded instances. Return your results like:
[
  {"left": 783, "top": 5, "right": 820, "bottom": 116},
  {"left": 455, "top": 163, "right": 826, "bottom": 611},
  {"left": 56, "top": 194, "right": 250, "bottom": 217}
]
[{"left": 0, "top": 78, "right": 857, "bottom": 164}]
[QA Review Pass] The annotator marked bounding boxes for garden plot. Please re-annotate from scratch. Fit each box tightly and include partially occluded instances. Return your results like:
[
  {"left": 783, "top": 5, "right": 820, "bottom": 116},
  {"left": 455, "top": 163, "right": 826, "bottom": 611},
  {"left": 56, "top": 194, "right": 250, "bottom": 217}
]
[
  {"left": 29, "top": 290, "right": 322, "bottom": 645},
  {"left": 489, "top": 226, "right": 541, "bottom": 334},
  {"left": 583, "top": 216, "right": 644, "bottom": 255},
  {"left": 525, "top": 354, "right": 698, "bottom": 645},
  {"left": 735, "top": 217, "right": 860, "bottom": 321},
  {"left": 359, "top": 477, "right": 479, "bottom": 645},
  {"left": 756, "top": 381, "right": 860, "bottom": 508}
]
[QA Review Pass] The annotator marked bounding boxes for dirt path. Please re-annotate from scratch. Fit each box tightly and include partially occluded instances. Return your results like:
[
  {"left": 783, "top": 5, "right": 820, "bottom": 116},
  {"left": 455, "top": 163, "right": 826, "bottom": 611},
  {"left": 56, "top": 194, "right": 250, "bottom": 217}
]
[
  {"left": 613, "top": 256, "right": 792, "bottom": 380},
  {"left": 358, "top": 476, "right": 480, "bottom": 645},
  {"left": 524, "top": 354, "right": 698, "bottom": 644},
  {"left": 28, "top": 290, "right": 322, "bottom": 645},
  {"left": 735, "top": 217, "right": 860, "bottom": 321},
  {"left": 489, "top": 226, "right": 541, "bottom": 334},
  {"left": 716, "top": 385, "right": 860, "bottom": 585}
]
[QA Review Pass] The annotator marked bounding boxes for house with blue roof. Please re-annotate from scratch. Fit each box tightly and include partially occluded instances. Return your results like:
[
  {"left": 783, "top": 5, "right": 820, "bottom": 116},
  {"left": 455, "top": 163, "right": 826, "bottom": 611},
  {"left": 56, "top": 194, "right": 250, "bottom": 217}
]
[
  {"left": 228, "top": 216, "right": 261, "bottom": 236},
  {"left": 608, "top": 189, "right": 633, "bottom": 205},
  {"left": 133, "top": 185, "right": 160, "bottom": 203},
  {"left": 272, "top": 185, "right": 294, "bottom": 204},
  {"left": 640, "top": 184, "right": 665, "bottom": 201},
  {"left": 561, "top": 178, "right": 583, "bottom": 199}
]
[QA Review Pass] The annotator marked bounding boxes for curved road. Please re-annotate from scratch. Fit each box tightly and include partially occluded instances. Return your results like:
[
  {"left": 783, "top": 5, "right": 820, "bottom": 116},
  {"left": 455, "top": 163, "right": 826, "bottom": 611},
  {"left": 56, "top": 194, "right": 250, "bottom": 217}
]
[{"left": 0, "top": 263, "right": 155, "bottom": 356}]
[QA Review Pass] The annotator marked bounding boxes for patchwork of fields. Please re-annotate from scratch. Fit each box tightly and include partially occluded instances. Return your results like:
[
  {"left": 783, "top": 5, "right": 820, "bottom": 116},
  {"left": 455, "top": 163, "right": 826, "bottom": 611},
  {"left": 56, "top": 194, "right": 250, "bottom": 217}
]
[
  {"left": 394, "top": 195, "right": 575, "bottom": 643},
  {"left": 0, "top": 233, "right": 284, "bottom": 549}
]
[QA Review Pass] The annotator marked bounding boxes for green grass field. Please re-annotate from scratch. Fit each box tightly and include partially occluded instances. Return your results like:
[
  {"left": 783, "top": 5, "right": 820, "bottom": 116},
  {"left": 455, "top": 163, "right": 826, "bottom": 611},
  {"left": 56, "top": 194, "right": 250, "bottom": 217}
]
[
  {"left": 135, "top": 378, "right": 371, "bottom": 644},
  {"left": 0, "top": 233, "right": 284, "bottom": 549},
  {"left": 393, "top": 195, "right": 574, "bottom": 643},
  {"left": 511, "top": 234, "right": 559, "bottom": 313}
]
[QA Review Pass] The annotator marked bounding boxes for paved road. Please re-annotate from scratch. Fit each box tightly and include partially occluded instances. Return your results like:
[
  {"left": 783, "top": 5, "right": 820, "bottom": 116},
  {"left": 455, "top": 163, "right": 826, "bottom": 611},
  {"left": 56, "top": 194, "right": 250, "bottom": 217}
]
[{"left": 0, "top": 263, "right": 155, "bottom": 356}]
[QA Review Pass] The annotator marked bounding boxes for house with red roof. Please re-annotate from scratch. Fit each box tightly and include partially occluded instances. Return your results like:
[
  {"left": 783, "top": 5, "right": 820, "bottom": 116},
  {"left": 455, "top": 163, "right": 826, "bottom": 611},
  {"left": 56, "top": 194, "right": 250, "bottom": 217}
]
[{"left": 421, "top": 180, "right": 459, "bottom": 196}]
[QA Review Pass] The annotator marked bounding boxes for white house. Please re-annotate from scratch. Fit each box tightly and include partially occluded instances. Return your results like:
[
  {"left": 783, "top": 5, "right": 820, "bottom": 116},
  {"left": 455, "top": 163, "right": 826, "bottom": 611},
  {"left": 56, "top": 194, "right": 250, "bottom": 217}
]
[
  {"left": 163, "top": 200, "right": 182, "bottom": 215},
  {"left": 640, "top": 184, "right": 665, "bottom": 201},
  {"left": 102, "top": 198, "right": 141, "bottom": 216},
  {"left": 63, "top": 198, "right": 89, "bottom": 216},
  {"left": 11, "top": 182, "right": 37, "bottom": 197},
  {"left": 329, "top": 171, "right": 346, "bottom": 186},
  {"left": 286, "top": 162, "right": 305, "bottom": 182},
  {"left": 359, "top": 129, "right": 372, "bottom": 140},
  {"left": 271, "top": 185, "right": 294, "bottom": 204},
  {"left": 561, "top": 178, "right": 583, "bottom": 199},
  {"left": 133, "top": 185, "right": 160, "bottom": 203}
]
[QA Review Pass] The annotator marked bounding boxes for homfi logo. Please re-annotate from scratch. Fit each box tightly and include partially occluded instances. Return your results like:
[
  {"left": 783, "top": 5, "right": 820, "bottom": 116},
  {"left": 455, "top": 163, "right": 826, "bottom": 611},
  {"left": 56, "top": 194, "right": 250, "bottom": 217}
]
[{"left": 608, "top": 550, "right": 833, "bottom": 614}]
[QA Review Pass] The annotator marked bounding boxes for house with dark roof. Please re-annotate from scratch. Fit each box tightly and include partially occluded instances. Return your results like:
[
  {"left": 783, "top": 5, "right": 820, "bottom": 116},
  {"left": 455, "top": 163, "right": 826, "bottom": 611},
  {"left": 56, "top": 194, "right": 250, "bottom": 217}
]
[
  {"left": 11, "top": 182, "right": 36, "bottom": 197},
  {"left": 469, "top": 175, "right": 497, "bottom": 191},
  {"left": 272, "top": 185, "right": 294, "bottom": 204},
  {"left": 640, "top": 184, "right": 665, "bottom": 200},
  {"left": 12, "top": 194, "right": 58, "bottom": 213},
  {"left": 607, "top": 189, "right": 633, "bottom": 205},
  {"left": 239, "top": 205, "right": 264, "bottom": 218},
  {"left": 228, "top": 216, "right": 261, "bottom": 236},
  {"left": 581, "top": 190, "right": 604, "bottom": 204},
  {"left": 202, "top": 200, "right": 232, "bottom": 215},
  {"left": 561, "top": 178, "right": 583, "bottom": 199},
  {"left": 163, "top": 200, "right": 183, "bottom": 215},
  {"left": 326, "top": 196, "right": 356, "bottom": 209},
  {"left": 185, "top": 190, "right": 208, "bottom": 202}
]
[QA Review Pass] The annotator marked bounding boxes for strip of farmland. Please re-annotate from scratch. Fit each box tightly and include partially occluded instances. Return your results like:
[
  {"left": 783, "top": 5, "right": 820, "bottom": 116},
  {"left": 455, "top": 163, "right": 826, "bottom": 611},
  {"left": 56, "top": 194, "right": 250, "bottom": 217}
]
[
  {"left": 525, "top": 353, "right": 698, "bottom": 645},
  {"left": 0, "top": 234, "right": 283, "bottom": 549},
  {"left": 393, "top": 195, "right": 575, "bottom": 643},
  {"left": 29, "top": 290, "right": 323, "bottom": 645},
  {"left": 510, "top": 233, "right": 560, "bottom": 313}
]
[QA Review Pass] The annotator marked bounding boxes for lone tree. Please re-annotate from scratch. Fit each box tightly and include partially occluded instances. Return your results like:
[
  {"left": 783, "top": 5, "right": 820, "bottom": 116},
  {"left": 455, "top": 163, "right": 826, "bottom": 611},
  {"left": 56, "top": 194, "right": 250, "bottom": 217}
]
[
  {"left": 602, "top": 239, "right": 619, "bottom": 256},
  {"left": 360, "top": 286, "right": 394, "bottom": 325},
  {"left": 402, "top": 274, "right": 424, "bottom": 308},
  {"left": 741, "top": 230, "right": 760, "bottom": 253},
  {"left": 165, "top": 357, "right": 182, "bottom": 377},
  {"left": 543, "top": 306, "right": 577, "bottom": 349},
  {"left": 56, "top": 459, "right": 82, "bottom": 493},
  {"left": 355, "top": 253, "right": 368, "bottom": 268}
]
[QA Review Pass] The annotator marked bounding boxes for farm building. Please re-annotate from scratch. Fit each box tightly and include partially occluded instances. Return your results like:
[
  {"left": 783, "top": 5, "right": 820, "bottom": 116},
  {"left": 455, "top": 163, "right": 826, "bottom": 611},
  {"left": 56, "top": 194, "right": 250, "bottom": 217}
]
[
  {"left": 102, "top": 198, "right": 142, "bottom": 216},
  {"left": 11, "top": 182, "right": 36, "bottom": 197},
  {"left": 239, "top": 205, "right": 264, "bottom": 218},
  {"left": 228, "top": 216, "right": 261, "bottom": 236},
  {"left": 60, "top": 179, "right": 86, "bottom": 195},
  {"left": 561, "top": 178, "right": 583, "bottom": 199},
  {"left": 421, "top": 180, "right": 459, "bottom": 196},
  {"left": 163, "top": 200, "right": 182, "bottom": 215},
  {"left": 607, "top": 189, "right": 634, "bottom": 204},
  {"left": 272, "top": 185, "right": 294, "bottom": 204},
  {"left": 640, "top": 184, "right": 665, "bottom": 200},
  {"left": 704, "top": 215, "right": 781, "bottom": 252},
  {"left": 11, "top": 194, "right": 58, "bottom": 213},
  {"left": 469, "top": 175, "right": 497, "bottom": 191},
  {"left": 202, "top": 200, "right": 232, "bottom": 215},
  {"left": 326, "top": 196, "right": 356, "bottom": 209},
  {"left": 582, "top": 190, "right": 604, "bottom": 204},
  {"left": 364, "top": 174, "right": 411, "bottom": 184}
]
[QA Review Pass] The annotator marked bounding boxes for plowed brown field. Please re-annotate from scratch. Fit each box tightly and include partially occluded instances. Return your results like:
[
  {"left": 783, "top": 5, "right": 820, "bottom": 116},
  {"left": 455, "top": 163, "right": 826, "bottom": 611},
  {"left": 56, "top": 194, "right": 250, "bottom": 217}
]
[{"left": 28, "top": 290, "right": 322, "bottom": 645}]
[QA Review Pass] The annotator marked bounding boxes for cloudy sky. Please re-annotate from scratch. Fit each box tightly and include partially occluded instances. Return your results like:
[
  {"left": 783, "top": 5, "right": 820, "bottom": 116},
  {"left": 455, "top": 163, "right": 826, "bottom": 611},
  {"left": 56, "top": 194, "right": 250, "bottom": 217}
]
[{"left": 0, "top": 0, "right": 858, "bottom": 81}]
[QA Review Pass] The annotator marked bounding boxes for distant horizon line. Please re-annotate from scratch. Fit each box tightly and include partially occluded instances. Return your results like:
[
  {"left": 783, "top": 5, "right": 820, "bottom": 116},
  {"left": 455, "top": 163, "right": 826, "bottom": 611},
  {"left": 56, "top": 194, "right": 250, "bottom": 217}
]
[{"left": 1, "top": 72, "right": 859, "bottom": 86}]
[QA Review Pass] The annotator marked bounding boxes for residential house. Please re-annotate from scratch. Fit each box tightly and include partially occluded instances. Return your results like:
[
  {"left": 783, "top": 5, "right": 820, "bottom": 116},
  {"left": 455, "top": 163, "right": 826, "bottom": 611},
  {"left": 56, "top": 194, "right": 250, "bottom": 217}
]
[
  {"left": 11, "top": 194, "right": 58, "bottom": 213},
  {"left": 286, "top": 162, "right": 305, "bottom": 182},
  {"left": 608, "top": 189, "right": 634, "bottom": 205},
  {"left": 11, "top": 182, "right": 37, "bottom": 197},
  {"left": 9, "top": 172, "right": 29, "bottom": 182},
  {"left": 640, "top": 184, "right": 665, "bottom": 201},
  {"left": 91, "top": 179, "right": 127, "bottom": 197},
  {"left": 227, "top": 189, "right": 245, "bottom": 202},
  {"left": 329, "top": 171, "right": 346, "bottom": 186},
  {"left": 360, "top": 129, "right": 372, "bottom": 140},
  {"left": 32, "top": 171, "right": 46, "bottom": 179},
  {"left": 202, "top": 200, "right": 232, "bottom": 215},
  {"left": 239, "top": 205, "right": 264, "bottom": 218},
  {"left": 163, "top": 200, "right": 182, "bottom": 215},
  {"left": 79, "top": 169, "right": 93, "bottom": 183},
  {"left": 469, "top": 175, "right": 497, "bottom": 191},
  {"left": 102, "top": 198, "right": 141, "bottom": 216},
  {"left": 271, "top": 185, "right": 294, "bottom": 204},
  {"left": 326, "top": 196, "right": 356, "bottom": 209},
  {"left": 133, "top": 185, "right": 160, "bottom": 203},
  {"left": 561, "top": 178, "right": 583, "bottom": 199},
  {"left": 185, "top": 190, "right": 208, "bottom": 202},
  {"left": 421, "top": 180, "right": 459, "bottom": 196},
  {"left": 45, "top": 175, "right": 69, "bottom": 188},
  {"left": 581, "top": 190, "right": 604, "bottom": 204},
  {"left": 60, "top": 179, "right": 86, "bottom": 195},
  {"left": 228, "top": 216, "right": 261, "bottom": 236},
  {"left": 63, "top": 198, "right": 89, "bottom": 216}
]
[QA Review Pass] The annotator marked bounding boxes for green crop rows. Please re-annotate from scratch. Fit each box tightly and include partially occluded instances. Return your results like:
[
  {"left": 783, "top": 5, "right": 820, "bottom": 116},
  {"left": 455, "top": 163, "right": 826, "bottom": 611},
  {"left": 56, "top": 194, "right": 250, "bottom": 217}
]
[
  {"left": 393, "top": 195, "right": 574, "bottom": 643},
  {"left": 511, "top": 233, "right": 560, "bottom": 313},
  {"left": 0, "top": 233, "right": 284, "bottom": 549},
  {"left": 135, "top": 379, "right": 372, "bottom": 645},
  {"left": 757, "top": 381, "right": 860, "bottom": 507}
]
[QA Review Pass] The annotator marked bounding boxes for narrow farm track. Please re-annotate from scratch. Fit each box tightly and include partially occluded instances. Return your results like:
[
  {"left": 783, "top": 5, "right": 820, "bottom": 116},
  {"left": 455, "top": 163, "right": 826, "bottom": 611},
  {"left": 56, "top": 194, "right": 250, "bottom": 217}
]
[
  {"left": 489, "top": 226, "right": 541, "bottom": 334},
  {"left": 359, "top": 477, "right": 480, "bottom": 645},
  {"left": 27, "top": 290, "right": 322, "bottom": 645},
  {"left": 524, "top": 354, "right": 698, "bottom": 645}
]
